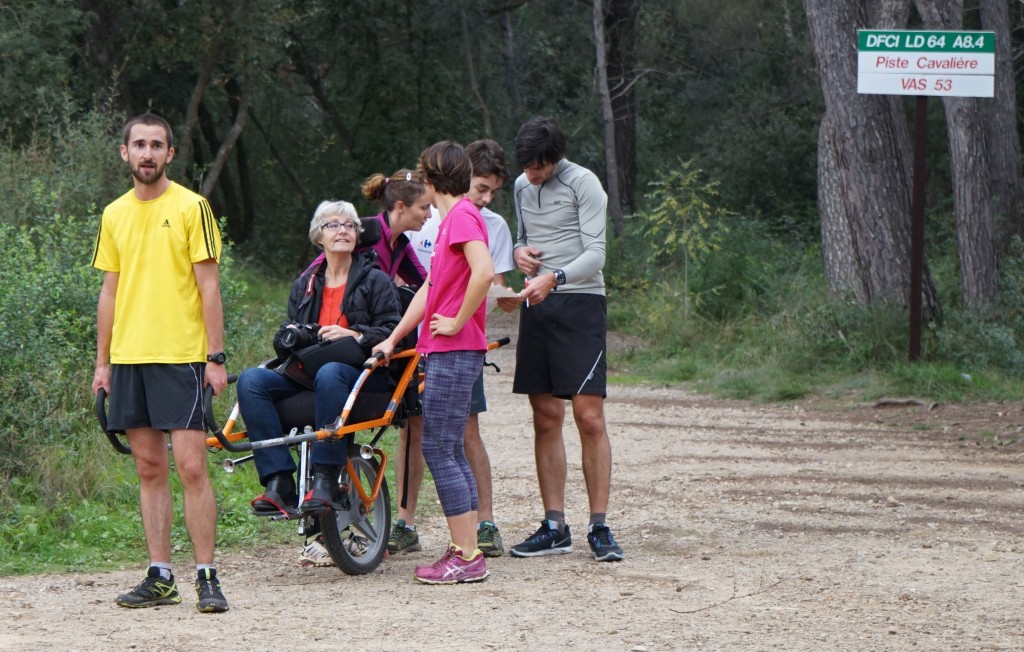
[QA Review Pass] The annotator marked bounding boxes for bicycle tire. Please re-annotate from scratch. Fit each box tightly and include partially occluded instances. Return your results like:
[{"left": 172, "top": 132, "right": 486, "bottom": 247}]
[{"left": 320, "top": 455, "right": 391, "bottom": 575}]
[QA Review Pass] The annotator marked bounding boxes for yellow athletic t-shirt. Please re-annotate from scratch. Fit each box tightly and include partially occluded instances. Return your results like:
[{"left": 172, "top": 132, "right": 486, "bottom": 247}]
[{"left": 91, "top": 182, "right": 222, "bottom": 364}]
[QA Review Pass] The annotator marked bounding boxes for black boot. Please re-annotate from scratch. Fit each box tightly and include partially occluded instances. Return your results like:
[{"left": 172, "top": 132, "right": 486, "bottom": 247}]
[
  {"left": 250, "top": 472, "right": 297, "bottom": 516},
  {"left": 300, "top": 465, "right": 348, "bottom": 513}
]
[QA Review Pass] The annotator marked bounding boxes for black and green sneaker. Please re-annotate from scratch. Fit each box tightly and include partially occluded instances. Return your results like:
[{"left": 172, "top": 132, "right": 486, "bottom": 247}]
[
  {"left": 195, "top": 568, "right": 229, "bottom": 613},
  {"left": 115, "top": 567, "right": 182, "bottom": 608},
  {"left": 387, "top": 519, "right": 422, "bottom": 554},
  {"left": 477, "top": 520, "right": 504, "bottom": 558}
]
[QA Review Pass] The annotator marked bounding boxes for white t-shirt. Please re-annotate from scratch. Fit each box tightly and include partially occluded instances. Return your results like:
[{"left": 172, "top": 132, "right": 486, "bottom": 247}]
[{"left": 410, "top": 205, "right": 514, "bottom": 275}]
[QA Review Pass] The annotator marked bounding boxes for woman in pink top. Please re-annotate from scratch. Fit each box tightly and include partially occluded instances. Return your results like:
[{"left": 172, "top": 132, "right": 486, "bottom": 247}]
[{"left": 374, "top": 141, "right": 493, "bottom": 584}]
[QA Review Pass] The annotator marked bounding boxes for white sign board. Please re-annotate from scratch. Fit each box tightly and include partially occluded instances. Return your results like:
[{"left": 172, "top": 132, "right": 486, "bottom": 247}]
[{"left": 857, "top": 30, "right": 995, "bottom": 98}]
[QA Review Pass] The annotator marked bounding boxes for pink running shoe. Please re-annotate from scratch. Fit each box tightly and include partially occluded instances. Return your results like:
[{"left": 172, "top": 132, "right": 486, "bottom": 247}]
[{"left": 414, "top": 545, "right": 489, "bottom": 585}]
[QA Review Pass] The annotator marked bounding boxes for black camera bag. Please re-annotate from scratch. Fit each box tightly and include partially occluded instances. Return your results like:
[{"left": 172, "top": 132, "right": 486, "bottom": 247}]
[{"left": 278, "top": 336, "right": 367, "bottom": 389}]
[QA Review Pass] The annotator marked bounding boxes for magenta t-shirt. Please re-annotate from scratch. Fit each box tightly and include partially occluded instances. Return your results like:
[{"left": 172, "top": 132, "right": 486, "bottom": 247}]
[{"left": 418, "top": 197, "right": 488, "bottom": 354}]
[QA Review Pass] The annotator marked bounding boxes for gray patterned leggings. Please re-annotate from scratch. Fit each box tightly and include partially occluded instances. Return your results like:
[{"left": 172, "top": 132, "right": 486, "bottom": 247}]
[{"left": 421, "top": 350, "right": 484, "bottom": 517}]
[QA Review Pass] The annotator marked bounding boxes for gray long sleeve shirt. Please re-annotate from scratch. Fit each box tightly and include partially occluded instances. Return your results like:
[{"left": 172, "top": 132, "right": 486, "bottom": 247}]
[{"left": 513, "top": 158, "right": 607, "bottom": 296}]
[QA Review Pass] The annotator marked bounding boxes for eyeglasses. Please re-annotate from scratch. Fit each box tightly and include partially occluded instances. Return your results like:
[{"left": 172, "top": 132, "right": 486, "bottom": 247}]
[{"left": 322, "top": 221, "right": 359, "bottom": 233}]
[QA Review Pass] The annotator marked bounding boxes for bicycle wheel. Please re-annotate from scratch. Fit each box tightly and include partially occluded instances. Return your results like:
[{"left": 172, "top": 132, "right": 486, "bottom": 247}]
[{"left": 320, "top": 454, "right": 391, "bottom": 575}]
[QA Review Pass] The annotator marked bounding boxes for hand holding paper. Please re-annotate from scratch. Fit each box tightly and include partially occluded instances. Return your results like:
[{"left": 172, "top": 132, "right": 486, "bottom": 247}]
[
  {"left": 486, "top": 284, "right": 522, "bottom": 299},
  {"left": 488, "top": 284, "right": 524, "bottom": 313}
]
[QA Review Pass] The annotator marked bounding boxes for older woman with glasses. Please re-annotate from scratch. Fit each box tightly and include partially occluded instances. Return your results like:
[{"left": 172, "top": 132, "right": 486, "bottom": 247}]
[{"left": 236, "top": 200, "right": 401, "bottom": 518}]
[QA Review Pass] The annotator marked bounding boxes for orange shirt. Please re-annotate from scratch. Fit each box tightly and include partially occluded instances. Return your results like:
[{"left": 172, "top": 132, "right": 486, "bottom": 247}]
[{"left": 317, "top": 284, "right": 350, "bottom": 328}]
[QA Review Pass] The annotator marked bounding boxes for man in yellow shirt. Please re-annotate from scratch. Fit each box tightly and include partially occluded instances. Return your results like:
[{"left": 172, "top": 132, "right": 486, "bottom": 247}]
[{"left": 91, "top": 113, "right": 229, "bottom": 613}]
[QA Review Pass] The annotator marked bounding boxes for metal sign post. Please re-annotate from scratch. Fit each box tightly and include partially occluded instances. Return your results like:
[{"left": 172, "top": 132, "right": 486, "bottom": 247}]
[{"left": 856, "top": 29, "right": 995, "bottom": 361}]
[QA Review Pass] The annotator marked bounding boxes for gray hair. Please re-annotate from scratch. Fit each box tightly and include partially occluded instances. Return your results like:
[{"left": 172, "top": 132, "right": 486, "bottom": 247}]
[{"left": 308, "top": 200, "right": 361, "bottom": 248}]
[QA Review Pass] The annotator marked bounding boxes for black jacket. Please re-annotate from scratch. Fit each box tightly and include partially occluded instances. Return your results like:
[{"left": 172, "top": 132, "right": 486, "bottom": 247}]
[{"left": 285, "top": 250, "right": 401, "bottom": 347}]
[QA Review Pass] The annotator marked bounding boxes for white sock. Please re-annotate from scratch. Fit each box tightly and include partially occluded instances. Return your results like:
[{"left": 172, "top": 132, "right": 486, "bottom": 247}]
[{"left": 149, "top": 562, "right": 172, "bottom": 580}]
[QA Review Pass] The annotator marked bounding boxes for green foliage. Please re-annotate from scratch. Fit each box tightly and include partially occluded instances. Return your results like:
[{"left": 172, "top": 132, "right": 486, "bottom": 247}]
[
  {"left": 929, "top": 311, "right": 1024, "bottom": 373},
  {"left": 0, "top": 1, "right": 86, "bottom": 143},
  {"left": 696, "top": 82, "right": 822, "bottom": 241},
  {"left": 0, "top": 451, "right": 293, "bottom": 574},
  {"left": 608, "top": 183, "right": 1024, "bottom": 404},
  {"left": 636, "top": 0, "right": 821, "bottom": 237},
  {"left": 908, "top": 233, "right": 1024, "bottom": 374},
  {"left": 0, "top": 215, "right": 101, "bottom": 484},
  {"left": 0, "top": 103, "right": 124, "bottom": 228},
  {"left": 638, "top": 161, "right": 728, "bottom": 273},
  {"left": 611, "top": 161, "right": 731, "bottom": 330}
]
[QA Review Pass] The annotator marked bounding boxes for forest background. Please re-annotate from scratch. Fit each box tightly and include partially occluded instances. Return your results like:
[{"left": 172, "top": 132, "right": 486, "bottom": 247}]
[{"left": 2, "top": 0, "right": 1024, "bottom": 573}]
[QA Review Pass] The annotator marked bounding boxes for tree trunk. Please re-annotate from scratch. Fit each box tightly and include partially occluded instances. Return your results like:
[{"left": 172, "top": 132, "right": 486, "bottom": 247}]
[
  {"left": 979, "top": 0, "right": 1023, "bottom": 247},
  {"left": 78, "top": 0, "right": 132, "bottom": 115},
  {"left": 461, "top": 6, "right": 494, "bottom": 139},
  {"left": 286, "top": 31, "right": 357, "bottom": 157},
  {"left": 916, "top": 0, "right": 1000, "bottom": 309},
  {"left": 176, "top": 44, "right": 219, "bottom": 184},
  {"left": 200, "top": 73, "right": 252, "bottom": 203},
  {"left": 498, "top": 10, "right": 522, "bottom": 121},
  {"left": 816, "top": 111, "right": 859, "bottom": 298},
  {"left": 947, "top": 96, "right": 999, "bottom": 307},
  {"left": 606, "top": 0, "right": 639, "bottom": 215},
  {"left": 804, "top": 0, "right": 937, "bottom": 313},
  {"left": 197, "top": 101, "right": 236, "bottom": 221},
  {"left": 226, "top": 77, "right": 255, "bottom": 243},
  {"left": 249, "top": 109, "right": 317, "bottom": 269},
  {"left": 593, "top": 0, "right": 625, "bottom": 235}
]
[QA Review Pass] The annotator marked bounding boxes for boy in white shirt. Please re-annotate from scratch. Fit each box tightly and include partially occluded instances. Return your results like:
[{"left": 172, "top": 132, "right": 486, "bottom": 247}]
[{"left": 397, "top": 139, "right": 514, "bottom": 557}]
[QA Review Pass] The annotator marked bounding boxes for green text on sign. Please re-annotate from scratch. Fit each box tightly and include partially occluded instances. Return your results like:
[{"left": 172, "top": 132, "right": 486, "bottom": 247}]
[{"left": 858, "top": 30, "right": 995, "bottom": 53}]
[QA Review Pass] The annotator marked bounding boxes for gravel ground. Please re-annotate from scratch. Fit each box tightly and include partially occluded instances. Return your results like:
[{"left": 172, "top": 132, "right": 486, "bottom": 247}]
[{"left": 2, "top": 311, "right": 1023, "bottom": 651}]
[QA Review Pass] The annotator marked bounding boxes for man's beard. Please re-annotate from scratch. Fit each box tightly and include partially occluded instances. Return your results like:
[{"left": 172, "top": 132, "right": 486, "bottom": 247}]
[{"left": 131, "top": 161, "right": 165, "bottom": 185}]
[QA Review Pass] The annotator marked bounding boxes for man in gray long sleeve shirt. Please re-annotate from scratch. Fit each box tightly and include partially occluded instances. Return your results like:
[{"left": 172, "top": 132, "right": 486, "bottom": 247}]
[{"left": 507, "top": 116, "right": 624, "bottom": 562}]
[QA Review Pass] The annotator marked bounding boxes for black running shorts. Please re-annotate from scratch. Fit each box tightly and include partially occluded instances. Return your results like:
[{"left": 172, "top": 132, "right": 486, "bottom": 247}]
[
  {"left": 106, "top": 363, "right": 207, "bottom": 432},
  {"left": 512, "top": 293, "right": 607, "bottom": 399}
]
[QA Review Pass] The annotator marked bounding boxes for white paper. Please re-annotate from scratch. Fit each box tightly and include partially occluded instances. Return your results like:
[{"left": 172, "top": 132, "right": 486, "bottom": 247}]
[{"left": 486, "top": 284, "right": 521, "bottom": 299}]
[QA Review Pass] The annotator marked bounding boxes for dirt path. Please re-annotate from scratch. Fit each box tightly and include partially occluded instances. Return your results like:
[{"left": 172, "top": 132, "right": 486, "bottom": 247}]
[{"left": 3, "top": 315, "right": 1024, "bottom": 651}]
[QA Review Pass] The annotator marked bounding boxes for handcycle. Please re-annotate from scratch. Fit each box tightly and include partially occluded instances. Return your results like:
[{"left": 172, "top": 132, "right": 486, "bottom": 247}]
[{"left": 97, "top": 337, "right": 510, "bottom": 576}]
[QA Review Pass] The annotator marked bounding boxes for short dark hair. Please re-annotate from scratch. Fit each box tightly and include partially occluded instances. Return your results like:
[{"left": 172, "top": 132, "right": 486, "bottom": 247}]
[
  {"left": 467, "top": 139, "right": 510, "bottom": 184},
  {"left": 417, "top": 141, "right": 472, "bottom": 196},
  {"left": 123, "top": 113, "right": 174, "bottom": 149},
  {"left": 514, "top": 117, "right": 565, "bottom": 168}
]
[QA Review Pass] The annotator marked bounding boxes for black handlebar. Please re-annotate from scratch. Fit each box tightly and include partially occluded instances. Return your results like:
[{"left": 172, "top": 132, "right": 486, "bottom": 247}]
[
  {"left": 95, "top": 388, "right": 132, "bottom": 455},
  {"left": 204, "top": 374, "right": 248, "bottom": 452}
]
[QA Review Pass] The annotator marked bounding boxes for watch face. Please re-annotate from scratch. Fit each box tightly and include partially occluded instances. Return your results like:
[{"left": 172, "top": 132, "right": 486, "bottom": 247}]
[{"left": 208, "top": 352, "right": 226, "bottom": 364}]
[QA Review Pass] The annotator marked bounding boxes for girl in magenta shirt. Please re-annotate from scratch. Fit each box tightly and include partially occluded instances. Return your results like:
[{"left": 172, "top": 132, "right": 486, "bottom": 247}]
[{"left": 374, "top": 141, "right": 493, "bottom": 584}]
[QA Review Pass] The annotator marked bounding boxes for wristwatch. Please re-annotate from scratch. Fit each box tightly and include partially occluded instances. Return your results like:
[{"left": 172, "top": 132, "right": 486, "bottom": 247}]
[
  {"left": 206, "top": 352, "right": 227, "bottom": 365},
  {"left": 553, "top": 269, "right": 567, "bottom": 287}
]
